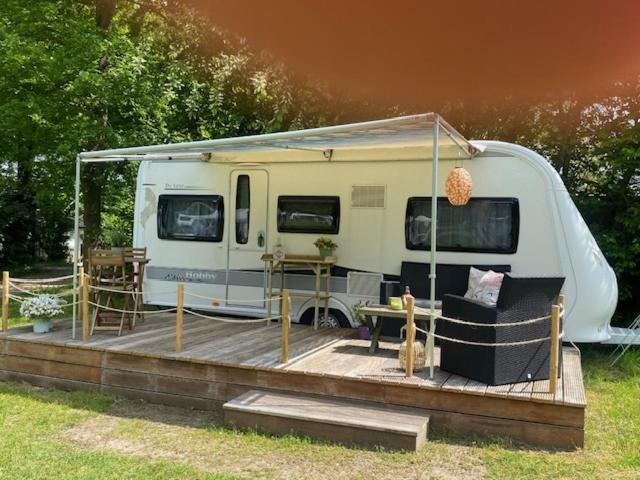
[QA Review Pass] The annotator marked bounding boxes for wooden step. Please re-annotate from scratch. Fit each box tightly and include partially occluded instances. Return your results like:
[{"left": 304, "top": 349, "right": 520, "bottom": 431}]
[{"left": 223, "top": 390, "right": 429, "bottom": 451}]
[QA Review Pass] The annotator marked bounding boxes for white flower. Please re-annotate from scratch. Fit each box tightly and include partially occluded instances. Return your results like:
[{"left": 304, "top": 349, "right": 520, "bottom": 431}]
[{"left": 20, "top": 295, "right": 65, "bottom": 320}]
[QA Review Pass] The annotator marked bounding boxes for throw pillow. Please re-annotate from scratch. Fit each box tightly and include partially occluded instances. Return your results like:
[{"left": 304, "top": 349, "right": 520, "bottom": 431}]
[
  {"left": 464, "top": 267, "right": 487, "bottom": 298},
  {"left": 470, "top": 270, "right": 504, "bottom": 306}
]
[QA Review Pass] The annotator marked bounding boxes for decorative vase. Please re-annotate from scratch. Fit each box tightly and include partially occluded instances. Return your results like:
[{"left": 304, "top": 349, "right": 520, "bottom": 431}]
[
  {"left": 32, "top": 318, "right": 53, "bottom": 333},
  {"left": 318, "top": 247, "right": 334, "bottom": 258},
  {"left": 358, "top": 325, "right": 371, "bottom": 340},
  {"left": 399, "top": 340, "right": 426, "bottom": 371}
]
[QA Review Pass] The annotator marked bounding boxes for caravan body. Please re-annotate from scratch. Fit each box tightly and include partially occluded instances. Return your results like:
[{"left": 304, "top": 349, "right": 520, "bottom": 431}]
[{"left": 133, "top": 139, "right": 617, "bottom": 343}]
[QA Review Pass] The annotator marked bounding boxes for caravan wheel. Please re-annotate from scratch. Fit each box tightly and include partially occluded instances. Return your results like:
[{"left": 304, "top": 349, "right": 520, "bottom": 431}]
[
  {"left": 301, "top": 309, "right": 350, "bottom": 328},
  {"left": 319, "top": 312, "right": 343, "bottom": 328}
]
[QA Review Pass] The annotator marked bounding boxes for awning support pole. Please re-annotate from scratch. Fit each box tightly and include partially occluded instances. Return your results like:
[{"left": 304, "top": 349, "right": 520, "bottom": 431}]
[
  {"left": 72, "top": 154, "right": 81, "bottom": 340},
  {"left": 428, "top": 116, "right": 440, "bottom": 379}
]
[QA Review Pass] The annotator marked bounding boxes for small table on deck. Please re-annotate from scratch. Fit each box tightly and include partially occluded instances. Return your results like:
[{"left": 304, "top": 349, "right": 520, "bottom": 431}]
[
  {"left": 360, "top": 304, "right": 442, "bottom": 353},
  {"left": 261, "top": 254, "right": 336, "bottom": 330}
]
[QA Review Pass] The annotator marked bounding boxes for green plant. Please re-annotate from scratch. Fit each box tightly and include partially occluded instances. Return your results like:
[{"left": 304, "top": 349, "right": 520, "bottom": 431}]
[
  {"left": 313, "top": 237, "right": 337, "bottom": 250},
  {"left": 351, "top": 300, "right": 372, "bottom": 329},
  {"left": 105, "top": 228, "right": 129, "bottom": 248}
]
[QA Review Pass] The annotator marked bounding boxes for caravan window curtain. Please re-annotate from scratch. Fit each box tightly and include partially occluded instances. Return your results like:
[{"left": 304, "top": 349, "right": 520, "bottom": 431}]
[
  {"left": 158, "top": 195, "right": 224, "bottom": 242},
  {"left": 405, "top": 197, "right": 519, "bottom": 253}
]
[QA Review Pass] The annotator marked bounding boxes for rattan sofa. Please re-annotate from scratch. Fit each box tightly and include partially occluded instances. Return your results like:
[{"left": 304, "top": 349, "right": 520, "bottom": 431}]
[{"left": 438, "top": 274, "right": 565, "bottom": 385}]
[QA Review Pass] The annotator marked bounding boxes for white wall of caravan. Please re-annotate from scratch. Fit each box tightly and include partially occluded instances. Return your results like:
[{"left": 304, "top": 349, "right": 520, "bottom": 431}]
[{"left": 133, "top": 142, "right": 618, "bottom": 343}]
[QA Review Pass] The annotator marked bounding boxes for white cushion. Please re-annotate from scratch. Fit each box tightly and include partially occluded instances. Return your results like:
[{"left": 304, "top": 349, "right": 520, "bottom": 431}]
[
  {"left": 464, "top": 267, "right": 487, "bottom": 298},
  {"left": 470, "top": 270, "right": 504, "bottom": 306}
]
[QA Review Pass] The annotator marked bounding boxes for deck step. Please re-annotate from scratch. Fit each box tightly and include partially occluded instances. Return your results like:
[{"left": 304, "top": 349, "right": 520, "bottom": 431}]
[{"left": 223, "top": 390, "right": 429, "bottom": 451}]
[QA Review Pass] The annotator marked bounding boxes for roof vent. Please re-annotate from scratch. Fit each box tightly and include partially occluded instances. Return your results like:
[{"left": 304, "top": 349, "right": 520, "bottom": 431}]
[{"left": 351, "top": 185, "right": 386, "bottom": 208}]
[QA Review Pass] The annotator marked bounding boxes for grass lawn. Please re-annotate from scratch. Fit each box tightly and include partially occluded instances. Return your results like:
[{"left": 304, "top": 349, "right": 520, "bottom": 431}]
[{"left": 0, "top": 345, "right": 637, "bottom": 479}]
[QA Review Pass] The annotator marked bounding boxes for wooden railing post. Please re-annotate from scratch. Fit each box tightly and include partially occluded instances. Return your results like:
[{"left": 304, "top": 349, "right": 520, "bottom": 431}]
[
  {"left": 80, "top": 267, "right": 89, "bottom": 341},
  {"left": 176, "top": 283, "right": 184, "bottom": 353},
  {"left": 549, "top": 303, "right": 560, "bottom": 393},
  {"left": 405, "top": 295, "right": 415, "bottom": 377},
  {"left": 2, "top": 271, "right": 9, "bottom": 334},
  {"left": 281, "top": 289, "right": 290, "bottom": 363}
]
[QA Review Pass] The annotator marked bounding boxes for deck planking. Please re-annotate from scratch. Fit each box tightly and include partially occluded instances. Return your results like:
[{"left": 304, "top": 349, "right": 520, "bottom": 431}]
[{"left": 0, "top": 316, "right": 586, "bottom": 449}]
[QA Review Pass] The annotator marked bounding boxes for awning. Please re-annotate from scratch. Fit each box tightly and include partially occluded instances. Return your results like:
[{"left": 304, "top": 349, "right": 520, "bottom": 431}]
[{"left": 78, "top": 113, "right": 484, "bottom": 163}]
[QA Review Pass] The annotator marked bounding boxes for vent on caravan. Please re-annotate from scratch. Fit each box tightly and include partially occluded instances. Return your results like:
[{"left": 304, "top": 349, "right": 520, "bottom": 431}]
[
  {"left": 351, "top": 185, "right": 386, "bottom": 208},
  {"left": 347, "top": 272, "right": 383, "bottom": 298}
]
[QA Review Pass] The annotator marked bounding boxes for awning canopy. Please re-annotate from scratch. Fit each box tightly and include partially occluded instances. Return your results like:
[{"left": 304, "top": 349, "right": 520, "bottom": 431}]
[{"left": 79, "top": 113, "right": 483, "bottom": 163}]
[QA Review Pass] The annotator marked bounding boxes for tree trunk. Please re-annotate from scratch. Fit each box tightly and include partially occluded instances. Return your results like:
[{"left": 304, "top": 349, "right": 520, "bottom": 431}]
[
  {"left": 15, "top": 149, "right": 37, "bottom": 262},
  {"left": 81, "top": 164, "right": 104, "bottom": 262}
]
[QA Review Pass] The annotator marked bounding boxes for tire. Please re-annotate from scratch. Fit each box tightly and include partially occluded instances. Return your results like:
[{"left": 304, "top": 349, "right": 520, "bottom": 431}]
[{"left": 300, "top": 308, "right": 351, "bottom": 328}]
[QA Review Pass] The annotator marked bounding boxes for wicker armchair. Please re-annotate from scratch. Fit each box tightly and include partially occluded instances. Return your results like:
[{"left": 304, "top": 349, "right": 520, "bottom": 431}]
[{"left": 438, "top": 274, "right": 565, "bottom": 385}]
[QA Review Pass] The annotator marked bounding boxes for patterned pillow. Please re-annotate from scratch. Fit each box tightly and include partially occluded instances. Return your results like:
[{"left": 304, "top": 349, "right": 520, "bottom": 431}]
[
  {"left": 464, "top": 267, "right": 487, "bottom": 298},
  {"left": 470, "top": 270, "right": 504, "bottom": 306}
]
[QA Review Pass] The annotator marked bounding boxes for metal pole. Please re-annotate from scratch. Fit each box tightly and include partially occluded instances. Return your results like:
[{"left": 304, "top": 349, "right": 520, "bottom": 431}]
[
  {"left": 72, "top": 154, "right": 81, "bottom": 340},
  {"left": 429, "top": 117, "right": 440, "bottom": 379}
]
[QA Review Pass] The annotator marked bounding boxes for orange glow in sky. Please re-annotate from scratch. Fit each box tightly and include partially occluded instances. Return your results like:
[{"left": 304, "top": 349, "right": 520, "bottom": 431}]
[{"left": 185, "top": 0, "right": 640, "bottom": 107}]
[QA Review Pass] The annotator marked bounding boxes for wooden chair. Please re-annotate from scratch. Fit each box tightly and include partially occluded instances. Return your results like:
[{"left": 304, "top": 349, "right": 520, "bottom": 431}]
[
  {"left": 124, "top": 247, "right": 147, "bottom": 324},
  {"left": 88, "top": 249, "right": 135, "bottom": 336}
]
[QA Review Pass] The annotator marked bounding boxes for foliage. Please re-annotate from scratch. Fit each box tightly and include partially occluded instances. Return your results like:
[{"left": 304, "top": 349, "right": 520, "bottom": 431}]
[
  {"left": 0, "top": 0, "right": 638, "bottom": 320},
  {"left": 313, "top": 236, "right": 338, "bottom": 250}
]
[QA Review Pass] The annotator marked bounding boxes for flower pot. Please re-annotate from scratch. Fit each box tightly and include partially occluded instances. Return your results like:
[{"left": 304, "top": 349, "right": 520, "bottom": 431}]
[
  {"left": 357, "top": 325, "right": 371, "bottom": 340},
  {"left": 32, "top": 318, "right": 53, "bottom": 333},
  {"left": 318, "top": 247, "right": 334, "bottom": 259}
]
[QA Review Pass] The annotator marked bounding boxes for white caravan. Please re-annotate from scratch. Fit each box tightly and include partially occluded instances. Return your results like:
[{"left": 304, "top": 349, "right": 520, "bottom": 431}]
[{"left": 76, "top": 114, "right": 619, "bottom": 343}]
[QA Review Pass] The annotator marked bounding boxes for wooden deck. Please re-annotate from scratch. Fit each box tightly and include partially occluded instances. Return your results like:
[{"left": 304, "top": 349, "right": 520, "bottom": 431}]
[{"left": 0, "top": 315, "right": 586, "bottom": 449}]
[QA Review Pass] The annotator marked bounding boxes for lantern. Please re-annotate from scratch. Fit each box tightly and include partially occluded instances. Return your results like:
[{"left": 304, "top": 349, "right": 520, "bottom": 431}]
[{"left": 445, "top": 166, "right": 473, "bottom": 206}]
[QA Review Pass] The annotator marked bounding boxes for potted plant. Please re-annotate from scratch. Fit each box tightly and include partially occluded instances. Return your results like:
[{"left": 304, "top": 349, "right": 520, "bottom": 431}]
[
  {"left": 352, "top": 301, "right": 372, "bottom": 340},
  {"left": 313, "top": 236, "right": 338, "bottom": 258},
  {"left": 20, "top": 294, "right": 65, "bottom": 333}
]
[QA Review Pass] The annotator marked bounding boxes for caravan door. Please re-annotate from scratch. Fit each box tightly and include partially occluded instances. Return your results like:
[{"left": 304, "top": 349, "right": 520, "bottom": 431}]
[{"left": 227, "top": 170, "right": 269, "bottom": 308}]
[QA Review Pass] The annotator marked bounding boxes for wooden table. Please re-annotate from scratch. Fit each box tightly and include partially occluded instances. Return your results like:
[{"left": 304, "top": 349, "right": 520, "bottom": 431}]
[
  {"left": 261, "top": 254, "right": 336, "bottom": 330},
  {"left": 360, "top": 304, "right": 441, "bottom": 353}
]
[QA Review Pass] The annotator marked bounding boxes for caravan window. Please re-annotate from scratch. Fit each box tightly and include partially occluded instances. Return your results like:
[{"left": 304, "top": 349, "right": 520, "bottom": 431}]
[
  {"left": 158, "top": 195, "right": 224, "bottom": 242},
  {"left": 277, "top": 196, "right": 340, "bottom": 234},
  {"left": 405, "top": 197, "right": 519, "bottom": 253},
  {"left": 235, "top": 175, "right": 250, "bottom": 244}
]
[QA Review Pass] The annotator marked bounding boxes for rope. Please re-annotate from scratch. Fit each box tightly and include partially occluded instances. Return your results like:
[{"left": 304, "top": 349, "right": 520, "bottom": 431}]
[
  {"left": 8, "top": 282, "right": 75, "bottom": 297},
  {"left": 434, "top": 313, "right": 554, "bottom": 327},
  {"left": 8, "top": 294, "right": 25, "bottom": 303},
  {"left": 88, "top": 301, "right": 176, "bottom": 315},
  {"left": 182, "top": 308, "right": 281, "bottom": 324},
  {"left": 429, "top": 330, "right": 564, "bottom": 347},
  {"left": 88, "top": 284, "right": 137, "bottom": 295},
  {"left": 184, "top": 291, "right": 280, "bottom": 303},
  {"left": 10, "top": 274, "right": 75, "bottom": 284}
]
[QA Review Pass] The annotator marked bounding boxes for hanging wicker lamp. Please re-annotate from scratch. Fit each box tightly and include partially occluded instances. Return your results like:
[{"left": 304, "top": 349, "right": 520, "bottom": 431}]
[{"left": 445, "top": 166, "right": 473, "bottom": 206}]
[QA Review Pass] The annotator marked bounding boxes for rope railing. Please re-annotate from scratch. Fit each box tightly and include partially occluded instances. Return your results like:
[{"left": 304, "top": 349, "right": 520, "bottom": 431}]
[
  {"left": 2, "top": 271, "right": 292, "bottom": 365},
  {"left": 402, "top": 293, "right": 566, "bottom": 393},
  {"left": 182, "top": 308, "right": 281, "bottom": 324},
  {"left": 184, "top": 291, "right": 283, "bottom": 303},
  {"left": 9, "top": 274, "right": 75, "bottom": 284},
  {"left": 433, "top": 306, "right": 564, "bottom": 328}
]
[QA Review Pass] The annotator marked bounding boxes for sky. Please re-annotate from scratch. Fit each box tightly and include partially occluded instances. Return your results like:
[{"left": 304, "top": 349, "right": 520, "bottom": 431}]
[{"left": 185, "top": 0, "right": 640, "bottom": 108}]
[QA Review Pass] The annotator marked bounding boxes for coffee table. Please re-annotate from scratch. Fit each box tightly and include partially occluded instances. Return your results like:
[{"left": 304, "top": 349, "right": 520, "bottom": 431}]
[{"left": 360, "top": 304, "right": 441, "bottom": 353}]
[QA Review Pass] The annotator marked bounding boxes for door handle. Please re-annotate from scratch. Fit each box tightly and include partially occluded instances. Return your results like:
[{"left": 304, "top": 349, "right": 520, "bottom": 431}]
[{"left": 257, "top": 231, "right": 265, "bottom": 248}]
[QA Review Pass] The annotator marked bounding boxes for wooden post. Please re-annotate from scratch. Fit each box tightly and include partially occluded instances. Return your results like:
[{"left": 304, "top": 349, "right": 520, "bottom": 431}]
[
  {"left": 80, "top": 268, "right": 89, "bottom": 341},
  {"left": 176, "top": 283, "right": 184, "bottom": 353},
  {"left": 2, "top": 271, "right": 9, "bottom": 334},
  {"left": 281, "top": 289, "right": 290, "bottom": 363},
  {"left": 405, "top": 295, "right": 415, "bottom": 377},
  {"left": 549, "top": 304, "right": 560, "bottom": 393}
]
